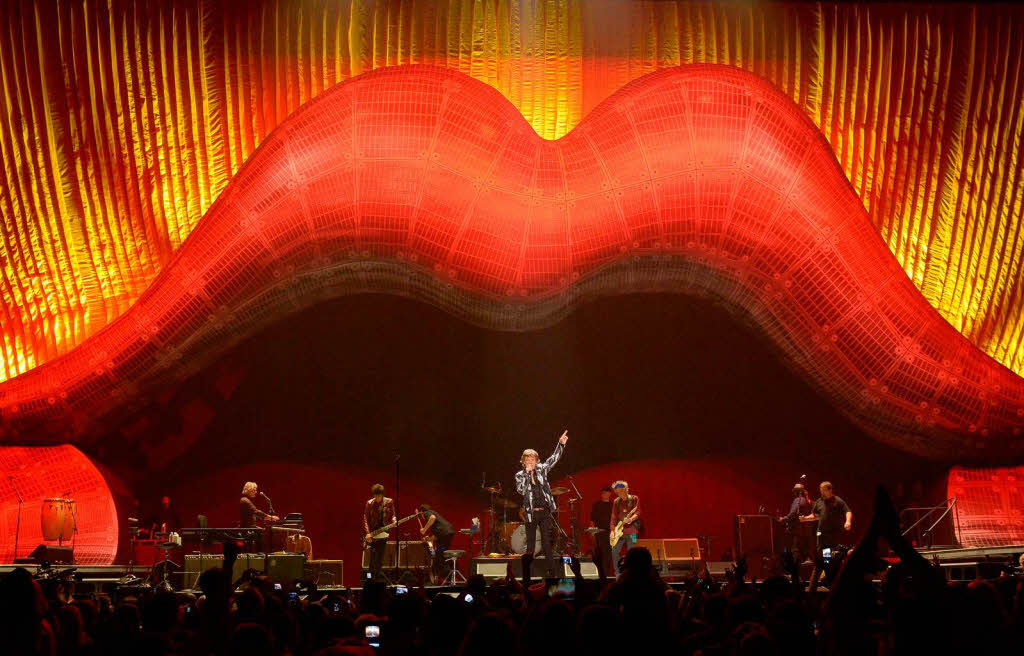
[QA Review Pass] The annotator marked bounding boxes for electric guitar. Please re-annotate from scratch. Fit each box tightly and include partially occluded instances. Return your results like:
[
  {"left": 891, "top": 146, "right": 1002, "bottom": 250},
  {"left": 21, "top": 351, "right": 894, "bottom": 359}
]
[
  {"left": 362, "top": 512, "right": 419, "bottom": 547},
  {"left": 609, "top": 506, "right": 639, "bottom": 547}
]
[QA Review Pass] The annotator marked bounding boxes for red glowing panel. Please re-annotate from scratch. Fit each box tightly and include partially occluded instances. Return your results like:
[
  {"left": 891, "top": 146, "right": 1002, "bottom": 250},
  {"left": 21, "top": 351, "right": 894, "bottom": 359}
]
[
  {"left": 0, "top": 65, "right": 1021, "bottom": 460},
  {"left": 948, "top": 466, "right": 1024, "bottom": 548},
  {"left": 0, "top": 445, "right": 118, "bottom": 564}
]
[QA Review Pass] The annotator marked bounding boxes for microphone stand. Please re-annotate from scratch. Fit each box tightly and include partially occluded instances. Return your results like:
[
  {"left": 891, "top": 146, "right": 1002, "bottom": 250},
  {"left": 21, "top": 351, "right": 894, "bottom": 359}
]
[
  {"left": 566, "top": 475, "right": 584, "bottom": 556},
  {"left": 261, "top": 492, "right": 276, "bottom": 517},
  {"left": 392, "top": 453, "right": 401, "bottom": 585},
  {"left": 10, "top": 476, "right": 23, "bottom": 561}
]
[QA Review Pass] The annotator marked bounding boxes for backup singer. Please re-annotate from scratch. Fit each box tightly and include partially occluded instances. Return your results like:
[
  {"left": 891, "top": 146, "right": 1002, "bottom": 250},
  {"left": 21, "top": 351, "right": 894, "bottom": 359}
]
[
  {"left": 589, "top": 486, "right": 614, "bottom": 581},
  {"left": 515, "top": 429, "right": 570, "bottom": 578},
  {"left": 610, "top": 480, "right": 641, "bottom": 576},
  {"left": 363, "top": 484, "right": 396, "bottom": 579},
  {"left": 418, "top": 504, "right": 455, "bottom": 582}
]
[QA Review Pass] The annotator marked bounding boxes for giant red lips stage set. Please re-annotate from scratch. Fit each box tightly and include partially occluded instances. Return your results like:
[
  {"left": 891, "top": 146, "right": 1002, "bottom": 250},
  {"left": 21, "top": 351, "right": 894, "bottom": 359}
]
[{"left": 0, "top": 64, "right": 1022, "bottom": 578}]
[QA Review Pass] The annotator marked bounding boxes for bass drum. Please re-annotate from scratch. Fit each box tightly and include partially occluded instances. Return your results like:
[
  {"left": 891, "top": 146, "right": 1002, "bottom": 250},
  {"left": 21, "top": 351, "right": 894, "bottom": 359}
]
[{"left": 509, "top": 524, "right": 541, "bottom": 555}]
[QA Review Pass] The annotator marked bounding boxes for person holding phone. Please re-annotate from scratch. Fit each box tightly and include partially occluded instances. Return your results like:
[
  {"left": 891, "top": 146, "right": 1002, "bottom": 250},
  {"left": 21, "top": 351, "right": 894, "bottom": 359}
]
[{"left": 515, "top": 429, "right": 569, "bottom": 578}]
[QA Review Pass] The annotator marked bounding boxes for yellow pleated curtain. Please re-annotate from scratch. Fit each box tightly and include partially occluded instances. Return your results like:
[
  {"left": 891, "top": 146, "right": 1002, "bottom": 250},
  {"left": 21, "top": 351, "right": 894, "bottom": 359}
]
[{"left": 1, "top": 0, "right": 1023, "bottom": 382}]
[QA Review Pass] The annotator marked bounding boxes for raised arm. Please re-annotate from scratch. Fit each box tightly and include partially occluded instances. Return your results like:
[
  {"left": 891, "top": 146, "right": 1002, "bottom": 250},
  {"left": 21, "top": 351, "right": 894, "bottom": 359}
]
[{"left": 543, "top": 430, "right": 569, "bottom": 470}]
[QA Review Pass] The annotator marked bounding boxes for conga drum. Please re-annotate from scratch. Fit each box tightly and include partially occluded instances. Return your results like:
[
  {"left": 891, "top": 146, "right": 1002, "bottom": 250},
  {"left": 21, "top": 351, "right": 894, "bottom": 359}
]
[{"left": 41, "top": 498, "right": 75, "bottom": 541}]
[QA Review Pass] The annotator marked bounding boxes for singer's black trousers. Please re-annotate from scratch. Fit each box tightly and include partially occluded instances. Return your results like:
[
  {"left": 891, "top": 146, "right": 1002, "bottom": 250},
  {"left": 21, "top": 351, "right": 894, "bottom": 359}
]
[{"left": 525, "top": 509, "right": 559, "bottom": 577}]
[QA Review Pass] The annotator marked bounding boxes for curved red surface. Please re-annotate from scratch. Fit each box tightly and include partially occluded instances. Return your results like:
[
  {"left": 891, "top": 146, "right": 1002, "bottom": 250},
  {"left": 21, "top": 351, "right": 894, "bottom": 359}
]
[
  {"left": 0, "top": 445, "right": 118, "bottom": 564},
  {"left": 0, "top": 64, "right": 1021, "bottom": 458}
]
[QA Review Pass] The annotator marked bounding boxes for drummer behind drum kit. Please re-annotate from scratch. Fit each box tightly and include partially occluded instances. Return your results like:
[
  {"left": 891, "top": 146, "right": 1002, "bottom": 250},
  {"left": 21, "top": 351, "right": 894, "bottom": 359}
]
[{"left": 481, "top": 481, "right": 579, "bottom": 556}]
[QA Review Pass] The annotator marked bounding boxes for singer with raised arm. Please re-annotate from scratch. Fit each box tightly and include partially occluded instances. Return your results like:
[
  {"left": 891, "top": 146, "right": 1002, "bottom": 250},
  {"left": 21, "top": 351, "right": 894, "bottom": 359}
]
[{"left": 514, "top": 429, "right": 569, "bottom": 578}]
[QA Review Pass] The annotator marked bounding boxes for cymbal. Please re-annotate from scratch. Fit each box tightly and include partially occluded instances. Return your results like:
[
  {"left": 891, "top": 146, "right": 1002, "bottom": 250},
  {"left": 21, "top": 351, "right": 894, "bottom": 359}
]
[
  {"left": 493, "top": 498, "right": 520, "bottom": 509},
  {"left": 483, "top": 484, "right": 503, "bottom": 493},
  {"left": 549, "top": 487, "right": 569, "bottom": 495}
]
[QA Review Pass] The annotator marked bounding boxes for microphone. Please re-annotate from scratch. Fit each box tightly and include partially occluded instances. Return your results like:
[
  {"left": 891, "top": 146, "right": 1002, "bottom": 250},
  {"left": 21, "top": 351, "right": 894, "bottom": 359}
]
[{"left": 259, "top": 491, "right": 271, "bottom": 500}]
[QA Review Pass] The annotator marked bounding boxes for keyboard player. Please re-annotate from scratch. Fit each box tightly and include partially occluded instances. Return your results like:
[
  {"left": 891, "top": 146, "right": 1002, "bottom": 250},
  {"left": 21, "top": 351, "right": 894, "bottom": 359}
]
[{"left": 240, "top": 481, "right": 278, "bottom": 550}]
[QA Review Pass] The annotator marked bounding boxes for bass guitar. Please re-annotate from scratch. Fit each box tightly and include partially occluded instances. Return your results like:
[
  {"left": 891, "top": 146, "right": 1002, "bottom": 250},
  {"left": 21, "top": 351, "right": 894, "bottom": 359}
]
[
  {"left": 362, "top": 512, "right": 420, "bottom": 547},
  {"left": 609, "top": 506, "right": 639, "bottom": 548}
]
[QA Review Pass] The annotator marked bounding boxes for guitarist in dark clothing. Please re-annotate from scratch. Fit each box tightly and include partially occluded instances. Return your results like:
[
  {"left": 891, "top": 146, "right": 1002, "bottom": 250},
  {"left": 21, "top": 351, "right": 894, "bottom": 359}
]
[
  {"left": 363, "top": 484, "right": 396, "bottom": 579},
  {"left": 418, "top": 504, "right": 455, "bottom": 582}
]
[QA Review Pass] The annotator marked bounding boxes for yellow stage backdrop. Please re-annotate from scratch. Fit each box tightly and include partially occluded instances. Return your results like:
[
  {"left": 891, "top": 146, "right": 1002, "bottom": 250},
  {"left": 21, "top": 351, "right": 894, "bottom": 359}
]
[{"left": 1, "top": 0, "right": 1023, "bottom": 381}]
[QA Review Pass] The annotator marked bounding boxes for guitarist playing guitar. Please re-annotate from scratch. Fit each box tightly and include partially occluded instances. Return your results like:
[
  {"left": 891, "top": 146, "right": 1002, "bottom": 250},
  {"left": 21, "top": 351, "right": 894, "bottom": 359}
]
[
  {"left": 609, "top": 480, "right": 642, "bottom": 576},
  {"left": 363, "top": 483, "right": 396, "bottom": 579}
]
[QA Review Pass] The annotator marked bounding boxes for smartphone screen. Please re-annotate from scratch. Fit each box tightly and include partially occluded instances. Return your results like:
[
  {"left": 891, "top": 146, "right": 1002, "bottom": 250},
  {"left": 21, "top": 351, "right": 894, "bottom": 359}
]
[
  {"left": 547, "top": 577, "right": 575, "bottom": 599},
  {"left": 365, "top": 624, "right": 381, "bottom": 648}
]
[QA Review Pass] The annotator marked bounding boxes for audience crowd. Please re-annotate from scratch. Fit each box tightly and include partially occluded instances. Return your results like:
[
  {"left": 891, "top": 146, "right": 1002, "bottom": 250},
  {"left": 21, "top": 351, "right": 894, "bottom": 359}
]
[{"left": 2, "top": 488, "right": 1022, "bottom": 655}]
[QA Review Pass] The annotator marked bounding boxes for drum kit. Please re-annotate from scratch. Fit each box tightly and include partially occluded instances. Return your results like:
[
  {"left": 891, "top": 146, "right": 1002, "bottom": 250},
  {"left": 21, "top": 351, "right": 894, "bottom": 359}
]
[{"left": 480, "top": 482, "right": 581, "bottom": 556}]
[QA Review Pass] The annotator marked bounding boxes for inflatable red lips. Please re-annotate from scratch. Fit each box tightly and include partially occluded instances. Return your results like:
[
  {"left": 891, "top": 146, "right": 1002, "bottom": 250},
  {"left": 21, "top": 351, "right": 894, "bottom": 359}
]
[{"left": 0, "top": 64, "right": 1021, "bottom": 458}]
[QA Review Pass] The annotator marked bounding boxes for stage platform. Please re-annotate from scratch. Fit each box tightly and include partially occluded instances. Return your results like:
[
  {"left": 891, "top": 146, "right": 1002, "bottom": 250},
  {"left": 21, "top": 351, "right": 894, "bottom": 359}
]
[{"left": 918, "top": 544, "right": 1024, "bottom": 562}]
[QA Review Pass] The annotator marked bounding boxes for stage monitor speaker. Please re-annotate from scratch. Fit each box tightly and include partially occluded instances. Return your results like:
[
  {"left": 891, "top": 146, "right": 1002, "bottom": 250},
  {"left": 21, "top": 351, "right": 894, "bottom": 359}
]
[
  {"left": 266, "top": 553, "right": 306, "bottom": 584},
  {"left": 734, "top": 515, "right": 776, "bottom": 580},
  {"left": 471, "top": 557, "right": 599, "bottom": 579},
  {"left": 306, "top": 560, "right": 344, "bottom": 587},
  {"left": 26, "top": 544, "right": 74, "bottom": 564}
]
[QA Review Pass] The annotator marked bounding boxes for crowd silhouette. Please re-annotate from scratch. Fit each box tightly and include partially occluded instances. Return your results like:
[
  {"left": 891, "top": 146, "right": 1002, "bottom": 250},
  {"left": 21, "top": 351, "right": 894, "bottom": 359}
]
[{"left": 1, "top": 488, "right": 1021, "bottom": 655}]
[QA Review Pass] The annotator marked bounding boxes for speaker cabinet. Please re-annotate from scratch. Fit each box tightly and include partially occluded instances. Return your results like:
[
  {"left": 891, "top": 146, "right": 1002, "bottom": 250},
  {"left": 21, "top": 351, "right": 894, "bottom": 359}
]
[
  {"left": 183, "top": 553, "right": 265, "bottom": 589},
  {"left": 360, "top": 541, "right": 432, "bottom": 568},
  {"left": 734, "top": 514, "right": 776, "bottom": 580},
  {"left": 265, "top": 553, "right": 306, "bottom": 583}
]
